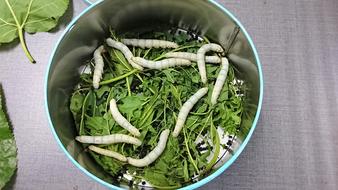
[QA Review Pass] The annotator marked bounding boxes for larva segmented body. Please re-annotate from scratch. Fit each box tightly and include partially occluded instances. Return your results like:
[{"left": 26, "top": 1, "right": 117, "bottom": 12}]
[
  {"left": 93, "top": 45, "right": 105, "bottom": 89},
  {"left": 197, "top": 43, "right": 224, "bottom": 83},
  {"left": 106, "top": 38, "right": 143, "bottom": 70},
  {"left": 173, "top": 87, "right": 208, "bottom": 137},
  {"left": 75, "top": 134, "right": 142, "bottom": 146},
  {"left": 211, "top": 58, "right": 229, "bottom": 105},
  {"left": 88, "top": 145, "right": 127, "bottom": 162},
  {"left": 132, "top": 57, "right": 191, "bottom": 70},
  {"left": 164, "top": 52, "right": 221, "bottom": 64},
  {"left": 110, "top": 99, "right": 141, "bottom": 137},
  {"left": 121, "top": 39, "right": 179, "bottom": 49},
  {"left": 127, "top": 129, "right": 170, "bottom": 167}
]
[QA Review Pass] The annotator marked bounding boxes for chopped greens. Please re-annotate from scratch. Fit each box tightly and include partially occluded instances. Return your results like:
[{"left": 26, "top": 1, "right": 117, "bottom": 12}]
[{"left": 70, "top": 29, "right": 247, "bottom": 188}]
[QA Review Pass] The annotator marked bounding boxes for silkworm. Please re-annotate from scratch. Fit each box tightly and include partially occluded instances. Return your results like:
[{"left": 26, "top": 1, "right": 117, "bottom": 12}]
[
  {"left": 110, "top": 99, "right": 141, "bottom": 137},
  {"left": 75, "top": 134, "right": 142, "bottom": 146},
  {"left": 93, "top": 45, "right": 105, "bottom": 89},
  {"left": 197, "top": 43, "right": 224, "bottom": 83},
  {"left": 127, "top": 129, "right": 170, "bottom": 167},
  {"left": 173, "top": 87, "right": 208, "bottom": 137},
  {"left": 132, "top": 57, "right": 191, "bottom": 70},
  {"left": 211, "top": 58, "right": 229, "bottom": 105},
  {"left": 164, "top": 52, "right": 221, "bottom": 63},
  {"left": 106, "top": 38, "right": 143, "bottom": 70},
  {"left": 88, "top": 145, "right": 127, "bottom": 162},
  {"left": 121, "top": 39, "right": 179, "bottom": 49}
]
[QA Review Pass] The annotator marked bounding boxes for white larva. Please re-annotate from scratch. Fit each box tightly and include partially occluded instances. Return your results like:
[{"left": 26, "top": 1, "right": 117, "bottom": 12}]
[
  {"left": 93, "top": 45, "right": 105, "bottom": 89},
  {"left": 127, "top": 129, "right": 170, "bottom": 167},
  {"left": 172, "top": 87, "right": 208, "bottom": 137},
  {"left": 75, "top": 134, "right": 142, "bottom": 146},
  {"left": 164, "top": 52, "right": 221, "bottom": 64},
  {"left": 132, "top": 57, "right": 191, "bottom": 70},
  {"left": 197, "top": 43, "right": 224, "bottom": 83},
  {"left": 88, "top": 145, "right": 127, "bottom": 162},
  {"left": 121, "top": 39, "right": 179, "bottom": 49},
  {"left": 106, "top": 38, "right": 143, "bottom": 70},
  {"left": 110, "top": 99, "right": 141, "bottom": 137},
  {"left": 211, "top": 58, "right": 229, "bottom": 105}
]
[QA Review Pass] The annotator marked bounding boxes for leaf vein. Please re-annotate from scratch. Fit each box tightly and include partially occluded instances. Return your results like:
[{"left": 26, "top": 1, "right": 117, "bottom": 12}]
[
  {"left": 29, "top": 2, "right": 62, "bottom": 15},
  {"left": 0, "top": 18, "right": 16, "bottom": 27},
  {"left": 21, "top": 0, "right": 34, "bottom": 27},
  {"left": 24, "top": 18, "right": 50, "bottom": 25},
  {"left": 0, "top": 28, "right": 17, "bottom": 39}
]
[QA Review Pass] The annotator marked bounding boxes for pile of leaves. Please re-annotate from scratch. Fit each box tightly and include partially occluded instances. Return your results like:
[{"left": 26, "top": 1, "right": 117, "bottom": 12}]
[
  {"left": 70, "top": 29, "right": 246, "bottom": 188},
  {"left": 0, "top": 85, "right": 17, "bottom": 189}
]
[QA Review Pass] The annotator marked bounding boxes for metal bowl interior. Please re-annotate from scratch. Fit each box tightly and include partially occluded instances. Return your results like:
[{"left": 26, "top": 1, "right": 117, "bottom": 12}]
[{"left": 45, "top": 0, "right": 263, "bottom": 189}]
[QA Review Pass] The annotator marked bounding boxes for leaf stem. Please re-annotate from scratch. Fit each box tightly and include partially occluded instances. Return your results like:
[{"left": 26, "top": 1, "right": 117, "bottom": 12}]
[
  {"left": 18, "top": 28, "right": 35, "bottom": 63},
  {"left": 163, "top": 101, "right": 167, "bottom": 127},
  {"left": 112, "top": 49, "right": 143, "bottom": 82},
  {"left": 21, "top": 0, "right": 34, "bottom": 28},
  {"left": 4, "top": 0, "right": 20, "bottom": 26},
  {"left": 126, "top": 77, "right": 131, "bottom": 96},
  {"left": 183, "top": 128, "right": 200, "bottom": 174},
  {"left": 0, "top": 17, "right": 16, "bottom": 26},
  {"left": 204, "top": 117, "right": 220, "bottom": 172},
  {"left": 135, "top": 73, "right": 144, "bottom": 82},
  {"left": 102, "top": 54, "right": 114, "bottom": 74},
  {"left": 105, "top": 87, "right": 114, "bottom": 110},
  {"left": 80, "top": 91, "right": 91, "bottom": 135},
  {"left": 143, "top": 48, "right": 152, "bottom": 58},
  {"left": 197, "top": 111, "right": 213, "bottom": 138},
  {"left": 190, "top": 111, "right": 209, "bottom": 116},
  {"left": 113, "top": 49, "right": 132, "bottom": 70},
  {"left": 5, "top": 0, "right": 35, "bottom": 63},
  {"left": 100, "top": 69, "right": 138, "bottom": 85},
  {"left": 73, "top": 87, "right": 90, "bottom": 94},
  {"left": 153, "top": 44, "right": 199, "bottom": 61}
]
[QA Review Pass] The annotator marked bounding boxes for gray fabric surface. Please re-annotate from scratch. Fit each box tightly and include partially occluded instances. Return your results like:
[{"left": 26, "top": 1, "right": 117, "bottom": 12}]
[{"left": 0, "top": 0, "right": 337, "bottom": 189}]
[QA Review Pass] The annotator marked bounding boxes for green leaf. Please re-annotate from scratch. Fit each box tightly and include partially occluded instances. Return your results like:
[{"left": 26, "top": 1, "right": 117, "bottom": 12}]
[
  {"left": 79, "top": 91, "right": 93, "bottom": 135},
  {"left": 144, "top": 169, "right": 169, "bottom": 186},
  {"left": 118, "top": 95, "right": 146, "bottom": 116},
  {"left": 70, "top": 93, "right": 85, "bottom": 131},
  {"left": 183, "top": 160, "right": 189, "bottom": 181},
  {"left": 90, "top": 152, "right": 124, "bottom": 176},
  {"left": 110, "top": 49, "right": 132, "bottom": 72},
  {"left": 162, "top": 70, "right": 175, "bottom": 83},
  {"left": 70, "top": 93, "right": 85, "bottom": 115},
  {"left": 86, "top": 116, "right": 110, "bottom": 135},
  {"left": 95, "top": 86, "right": 111, "bottom": 99},
  {"left": 204, "top": 121, "right": 220, "bottom": 172},
  {"left": 0, "top": 0, "right": 69, "bottom": 63},
  {"left": 0, "top": 85, "right": 17, "bottom": 189}
]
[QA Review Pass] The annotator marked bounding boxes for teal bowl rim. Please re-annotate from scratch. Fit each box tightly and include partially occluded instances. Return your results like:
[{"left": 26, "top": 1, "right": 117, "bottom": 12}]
[
  {"left": 44, "top": 0, "right": 264, "bottom": 189},
  {"left": 83, "top": 0, "right": 95, "bottom": 5}
]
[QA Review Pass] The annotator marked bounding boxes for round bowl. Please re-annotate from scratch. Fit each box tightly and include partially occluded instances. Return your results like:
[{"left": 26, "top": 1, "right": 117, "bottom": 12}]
[{"left": 45, "top": 0, "right": 263, "bottom": 189}]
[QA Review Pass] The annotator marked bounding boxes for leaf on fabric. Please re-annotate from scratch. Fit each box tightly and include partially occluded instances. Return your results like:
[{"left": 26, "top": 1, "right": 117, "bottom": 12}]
[
  {"left": 0, "top": 0, "right": 69, "bottom": 63},
  {"left": 0, "top": 85, "right": 17, "bottom": 189}
]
